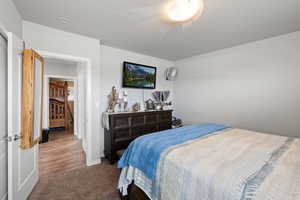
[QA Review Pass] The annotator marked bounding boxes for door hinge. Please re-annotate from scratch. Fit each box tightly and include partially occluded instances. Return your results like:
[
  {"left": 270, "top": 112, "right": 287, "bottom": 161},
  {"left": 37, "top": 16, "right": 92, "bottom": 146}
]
[{"left": 0, "top": 136, "right": 12, "bottom": 142}]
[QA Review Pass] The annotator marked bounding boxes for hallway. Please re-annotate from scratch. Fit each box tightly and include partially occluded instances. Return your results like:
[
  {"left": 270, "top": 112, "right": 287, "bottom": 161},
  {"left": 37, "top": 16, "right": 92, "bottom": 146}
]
[{"left": 39, "top": 130, "right": 86, "bottom": 176}]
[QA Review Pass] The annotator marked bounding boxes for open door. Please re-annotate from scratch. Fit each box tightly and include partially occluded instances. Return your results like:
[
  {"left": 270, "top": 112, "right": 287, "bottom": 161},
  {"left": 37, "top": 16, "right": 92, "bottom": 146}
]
[
  {"left": 7, "top": 33, "right": 43, "bottom": 200},
  {"left": 0, "top": 32, "right": 8, "bottom": 200}
]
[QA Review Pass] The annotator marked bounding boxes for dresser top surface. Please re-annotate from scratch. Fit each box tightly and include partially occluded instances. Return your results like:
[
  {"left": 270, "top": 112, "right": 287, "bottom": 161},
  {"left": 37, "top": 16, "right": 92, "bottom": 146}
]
[{"left": 103, "top": 109, "right": 173, "bottom": 116}]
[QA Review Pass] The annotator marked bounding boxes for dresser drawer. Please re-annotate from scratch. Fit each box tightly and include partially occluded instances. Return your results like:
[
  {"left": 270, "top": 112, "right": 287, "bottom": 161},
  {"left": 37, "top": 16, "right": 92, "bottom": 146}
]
[
  {"left": 159, "top": 112, "right": 172, "bottom": 123},
  {"left": 144, "top": 124, "right": 158, "bottom": 134},
  {"left": 131, "top": 126, "right": 147, "bottom": 138},
  {"left": 104, "top": 110, "right": 173, "bottom": 164},
  {"left": 112, "top": 116, "right": 130, "bottom": 129},
  {"left": 131, "top": 115, "right": 145, "bottom": 127},
  {"left": 112, "top": 128, "right": 130, "bottom": 142},
  {"left": 159, "top": 122, "right": 172, "bottom": 131},
  {"left": 145, "top": 114, "right": 158, "bottom": 124}
]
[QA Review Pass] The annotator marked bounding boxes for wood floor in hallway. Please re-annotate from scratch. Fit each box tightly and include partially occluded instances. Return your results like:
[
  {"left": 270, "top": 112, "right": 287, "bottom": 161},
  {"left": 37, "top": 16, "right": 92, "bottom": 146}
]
[
  {"left": 39, "top": 129, "right": 86, "bottom": 176},
  {"left": 29, "top": 130, "right": 121, "bottom": 200}
]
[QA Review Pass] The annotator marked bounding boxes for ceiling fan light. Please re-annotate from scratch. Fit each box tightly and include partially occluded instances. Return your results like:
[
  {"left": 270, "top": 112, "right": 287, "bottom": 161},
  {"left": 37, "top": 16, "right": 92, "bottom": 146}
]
[{"left": 162, "top": 0, "right": 204, "bottom": 22}]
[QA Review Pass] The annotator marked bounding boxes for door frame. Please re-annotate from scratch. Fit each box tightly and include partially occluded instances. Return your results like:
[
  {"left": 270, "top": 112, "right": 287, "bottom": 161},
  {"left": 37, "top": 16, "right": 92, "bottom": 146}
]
[
  {"left": 0, "top": 22, "right": 8, "bottom": 39},
  {"left": 37, "top": 50, "right": 93, "bottom": 166}
]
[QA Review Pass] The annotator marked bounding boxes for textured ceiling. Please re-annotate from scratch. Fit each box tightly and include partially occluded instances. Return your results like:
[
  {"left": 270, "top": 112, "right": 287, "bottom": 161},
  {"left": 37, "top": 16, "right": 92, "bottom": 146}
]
[{"left": 14, "top": 0, "right": 300, "bottom": 60}]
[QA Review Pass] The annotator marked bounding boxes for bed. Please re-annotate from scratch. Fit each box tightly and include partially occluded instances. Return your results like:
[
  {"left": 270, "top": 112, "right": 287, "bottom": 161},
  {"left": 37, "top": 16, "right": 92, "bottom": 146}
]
[{"left": 118, "top": 123, "right": 300, "bottom": 200}]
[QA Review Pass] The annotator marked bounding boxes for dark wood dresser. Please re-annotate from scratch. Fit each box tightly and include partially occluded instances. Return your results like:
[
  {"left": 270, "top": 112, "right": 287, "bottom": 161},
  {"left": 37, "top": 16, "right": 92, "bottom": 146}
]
[{"left": 104, "top": 110, "right": 173, "bottom": 164}]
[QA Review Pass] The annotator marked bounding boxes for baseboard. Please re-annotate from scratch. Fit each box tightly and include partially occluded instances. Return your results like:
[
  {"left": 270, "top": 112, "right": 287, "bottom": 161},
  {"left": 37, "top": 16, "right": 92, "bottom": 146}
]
[
  {"left": 74, "top": 132, "right": 81, "bottom": 139},
  {"left": 86, "top": 158, "right": 101, "bottom": 166},
  {"left": 82, "top": 142, "right": 87, "bottom": 153},
  {"left": 100, "top": 150, "right": 104, "bottom": 158}
]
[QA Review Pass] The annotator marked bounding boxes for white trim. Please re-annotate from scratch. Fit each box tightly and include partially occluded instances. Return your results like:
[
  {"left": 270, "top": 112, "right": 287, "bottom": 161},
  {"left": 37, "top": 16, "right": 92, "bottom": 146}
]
[
  {"left": 100, "top": 151, "right": 105, "bottom": 158},
  {"left": 86, "top": 158, "right": 101, "bottom": 167},
  {"left": 0, "top": 22, "right": 8, "bottom": 39},
  {"left": 38, "top": 50, "right": 94, "bottom": 166},
  {"left": 7, "top": 32, "right": 14, "bottom": 200},
  {"left": 38, "top": 50, "right": 90, "bottom": 63},
  {"left": 73, "top": 80, "right": 78, "bottom": 139},
  {"left": 73, "top": 132, "right": 80, "bottom": 139},
  {"left": 45, "top": 74, "right": 77, "bottom": 80}
]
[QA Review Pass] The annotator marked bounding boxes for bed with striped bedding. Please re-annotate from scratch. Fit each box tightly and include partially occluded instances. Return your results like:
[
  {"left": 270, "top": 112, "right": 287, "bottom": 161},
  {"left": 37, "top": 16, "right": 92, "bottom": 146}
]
[{"left": 118, "top": 124, "right": 300, "bottom": 200}]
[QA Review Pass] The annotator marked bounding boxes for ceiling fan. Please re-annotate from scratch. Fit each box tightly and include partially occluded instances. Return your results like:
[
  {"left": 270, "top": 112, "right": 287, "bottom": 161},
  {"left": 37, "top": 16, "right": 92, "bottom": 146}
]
[{"left": 127, "top": 0, "right": 205, "bottom": 35}]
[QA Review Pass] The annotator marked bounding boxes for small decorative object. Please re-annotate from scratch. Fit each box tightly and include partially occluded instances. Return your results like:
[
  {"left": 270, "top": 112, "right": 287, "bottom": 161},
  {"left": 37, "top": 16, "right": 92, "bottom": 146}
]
[
  {"left": 107, "top": 86, "right": 119, "bottom": 113},
  {"left": 145, "top": 99, "right": 155, "bottom": 111},
  {"left": 117, "top": 93, "right": 124, "bottom": 112},
  {"left": 123, "top": 91, "right": 129, "bottom": 112},
  {"left": 155, "top": 104, "right": 161, "bottom": 110},
  {"left": 165, "top": 67, "right": 178, "bottom": 81},
  {"left": 152, "top": 91, "right": 172, "bottom": 110},
  {"left": 172, "top": 116, "right": 183, "bottom": 128},
  {"left": 132, "top": 103, "right": 141, "bottom": 112}
]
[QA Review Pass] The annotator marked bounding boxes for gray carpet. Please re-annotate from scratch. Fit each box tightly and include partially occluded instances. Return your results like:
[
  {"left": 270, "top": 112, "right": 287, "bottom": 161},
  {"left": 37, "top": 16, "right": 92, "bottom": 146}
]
[{"left": 28, "top": 160, "right": 121, "bottom": 200}]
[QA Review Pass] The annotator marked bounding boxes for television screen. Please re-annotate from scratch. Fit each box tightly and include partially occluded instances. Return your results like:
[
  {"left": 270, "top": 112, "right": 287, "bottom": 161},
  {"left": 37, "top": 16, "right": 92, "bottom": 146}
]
[{"left": 123, "top": 62, "right": 156, "bottom": 89}]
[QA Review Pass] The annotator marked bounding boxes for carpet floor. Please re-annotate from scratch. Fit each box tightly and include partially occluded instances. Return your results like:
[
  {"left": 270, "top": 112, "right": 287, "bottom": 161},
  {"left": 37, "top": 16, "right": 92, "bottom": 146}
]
[{"left": 28, "top": 160, "right": 121, "bottom": 200}]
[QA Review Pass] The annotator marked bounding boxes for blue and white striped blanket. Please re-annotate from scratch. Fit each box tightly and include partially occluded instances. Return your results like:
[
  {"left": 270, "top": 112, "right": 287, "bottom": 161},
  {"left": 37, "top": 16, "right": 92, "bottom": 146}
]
[
  {"left": 118, "top": 127, "right": 300, "bottom": 200},
  {"left": 118, "top": 123, "right": 229, "bottom": 181}
]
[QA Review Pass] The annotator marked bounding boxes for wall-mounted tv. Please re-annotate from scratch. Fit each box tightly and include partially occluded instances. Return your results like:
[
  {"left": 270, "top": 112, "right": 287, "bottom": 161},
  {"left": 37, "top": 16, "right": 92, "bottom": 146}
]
[{"left": 123, "top": 62, "right": 156, "bottom": 89}]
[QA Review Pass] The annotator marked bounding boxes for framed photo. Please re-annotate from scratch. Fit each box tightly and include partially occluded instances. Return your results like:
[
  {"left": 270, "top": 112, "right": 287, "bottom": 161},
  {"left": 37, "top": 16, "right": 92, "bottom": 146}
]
[{"left": 122, "top": 62, "right": 156, "bottom": 89}]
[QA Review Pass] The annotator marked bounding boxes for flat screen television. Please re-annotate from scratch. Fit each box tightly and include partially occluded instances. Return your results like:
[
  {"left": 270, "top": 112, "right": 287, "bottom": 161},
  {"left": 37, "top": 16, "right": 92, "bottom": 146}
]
[{"left": 122, "top": 62, "right": 156, "bottom": 89}]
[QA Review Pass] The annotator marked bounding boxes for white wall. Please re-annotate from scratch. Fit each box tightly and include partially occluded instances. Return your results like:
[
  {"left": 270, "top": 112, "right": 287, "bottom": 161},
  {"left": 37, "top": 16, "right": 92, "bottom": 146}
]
[
  {"left": 22, "top": 21, "right": 175, "bottom": 162},
  {"left": 174, "top": 31, "right": 300, "bottom": 138},
  {"left": 0, "top": 0, "right": 22, "bottom": 37},
  {"left": 100, "top": 45, "right": 174, "bottom": 155},
  {"left": 100, "top": 45, "right": 174, "bottom": 109},
  {"left": 45, "top": 60, "right": 78, "bottom": 77},
  {"left": 23, "top": 21, "right": 101, "bottom": 165}
]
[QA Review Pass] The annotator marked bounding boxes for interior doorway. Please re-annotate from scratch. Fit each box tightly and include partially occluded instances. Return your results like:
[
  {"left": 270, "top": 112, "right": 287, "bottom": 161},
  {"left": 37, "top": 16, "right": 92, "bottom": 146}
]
[
  {"left": 36, "top": 50, "right": 93, "bottom": 166},
  {"left": 39, "top": 57, "right": 87, "bottom": 176}
]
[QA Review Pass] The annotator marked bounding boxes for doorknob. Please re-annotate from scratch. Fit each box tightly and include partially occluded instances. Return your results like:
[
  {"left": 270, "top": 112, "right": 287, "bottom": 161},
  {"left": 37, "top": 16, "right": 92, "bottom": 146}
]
[{"left": 13, "top": 134, "right": 22, "bottom": 141}]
